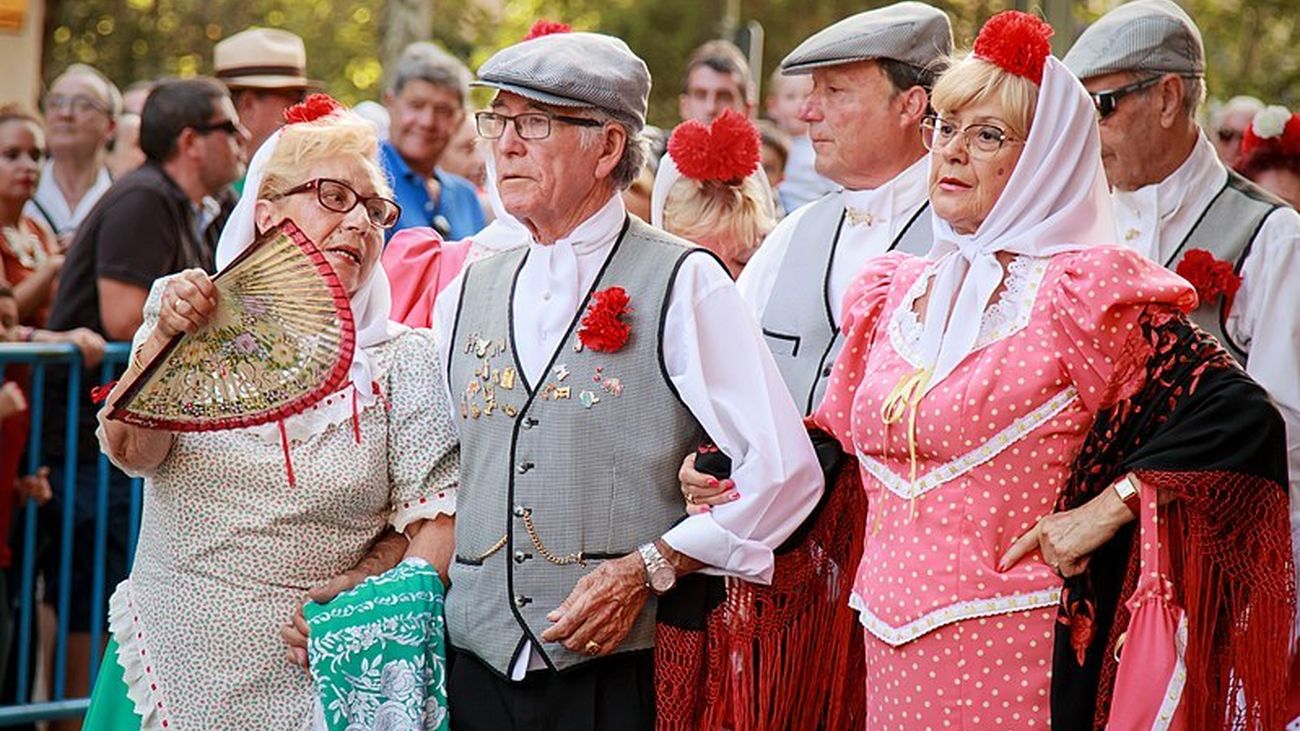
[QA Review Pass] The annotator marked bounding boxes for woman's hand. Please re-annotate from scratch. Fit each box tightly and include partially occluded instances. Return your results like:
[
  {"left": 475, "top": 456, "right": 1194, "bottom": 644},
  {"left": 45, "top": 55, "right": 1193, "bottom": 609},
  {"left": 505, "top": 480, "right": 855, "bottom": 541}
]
[
  {"left": 155, "top": 270, "right": 219, "bottom": 340},
  {"left": 998, "top": 483, "right": 1136, "bottom": 577},
  {"left": 34, "top": 327, "right": 106, "bottom": 367},
  {"left": 677, "top": 452, "right": 738, "bottom": 515}
]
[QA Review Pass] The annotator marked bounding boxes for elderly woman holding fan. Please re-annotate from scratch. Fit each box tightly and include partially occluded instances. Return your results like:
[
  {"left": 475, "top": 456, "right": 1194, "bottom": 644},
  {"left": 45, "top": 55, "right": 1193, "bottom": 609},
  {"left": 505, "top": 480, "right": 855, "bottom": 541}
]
[{"left": 84, "top": 97, "right": 459, "bottom": 730}]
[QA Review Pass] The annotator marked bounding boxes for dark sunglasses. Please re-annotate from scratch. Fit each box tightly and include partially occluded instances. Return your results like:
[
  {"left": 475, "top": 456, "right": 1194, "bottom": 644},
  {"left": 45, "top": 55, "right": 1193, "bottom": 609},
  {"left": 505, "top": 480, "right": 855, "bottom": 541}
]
[
  {"left": 1088, "top": 76, "right": 1162, "bottom": 119},
  {"left": 191, "top": 119, "right": 242, "bottom": 137}
]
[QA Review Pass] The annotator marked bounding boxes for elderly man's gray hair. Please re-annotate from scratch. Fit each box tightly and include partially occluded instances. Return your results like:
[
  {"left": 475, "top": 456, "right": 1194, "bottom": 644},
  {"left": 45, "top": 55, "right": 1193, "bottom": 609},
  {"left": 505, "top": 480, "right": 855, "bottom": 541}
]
[
  {"left": 390, "top": 42, "right": 471, "bottom": 104},
  {"left": 577, "top": 112, "right": 648, "bottom": 190}
]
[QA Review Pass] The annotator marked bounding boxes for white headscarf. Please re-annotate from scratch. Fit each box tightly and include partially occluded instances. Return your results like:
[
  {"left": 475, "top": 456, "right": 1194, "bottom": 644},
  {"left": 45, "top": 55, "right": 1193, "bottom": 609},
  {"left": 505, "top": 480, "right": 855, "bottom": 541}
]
[
  {"left": 214, "top": 116, "right": 404, "bottom": 414},
  {"left": 917, "top": 56, "right": 1114, "bottom": 390}
]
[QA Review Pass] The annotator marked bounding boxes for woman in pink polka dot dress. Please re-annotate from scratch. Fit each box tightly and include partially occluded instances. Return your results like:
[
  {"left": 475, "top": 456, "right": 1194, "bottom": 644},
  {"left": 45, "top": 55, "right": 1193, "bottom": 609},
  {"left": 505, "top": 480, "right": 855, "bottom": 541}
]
[{"left": 802, "top": 12, "right": 1295, "bottom": 731}]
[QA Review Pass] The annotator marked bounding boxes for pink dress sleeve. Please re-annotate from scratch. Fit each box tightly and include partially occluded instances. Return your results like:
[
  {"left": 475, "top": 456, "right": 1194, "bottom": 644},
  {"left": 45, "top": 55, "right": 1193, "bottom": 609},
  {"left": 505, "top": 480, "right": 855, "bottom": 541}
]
[
  {"left": 813, "top": 252, "right": 911, "bottom": 450},
  {"left": 381, "top": 228, "right": 472, "bottom": 328},
  {"left": 1049, "top": 245, "right": 1197, "bottom": 414}
]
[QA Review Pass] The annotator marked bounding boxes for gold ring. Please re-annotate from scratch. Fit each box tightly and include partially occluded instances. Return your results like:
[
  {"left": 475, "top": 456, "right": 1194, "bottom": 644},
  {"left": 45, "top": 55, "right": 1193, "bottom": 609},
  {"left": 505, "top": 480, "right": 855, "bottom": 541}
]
[{"left": 583, "top": 640, "right": 601, "bottom": 656}]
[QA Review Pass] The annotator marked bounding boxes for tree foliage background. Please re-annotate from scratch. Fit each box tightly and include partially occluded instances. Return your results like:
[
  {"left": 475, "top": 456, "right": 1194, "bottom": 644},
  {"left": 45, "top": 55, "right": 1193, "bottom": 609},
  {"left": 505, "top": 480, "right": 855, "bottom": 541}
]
[{"left": 39, "top": 0, "right": 1300, "bottom": 128}]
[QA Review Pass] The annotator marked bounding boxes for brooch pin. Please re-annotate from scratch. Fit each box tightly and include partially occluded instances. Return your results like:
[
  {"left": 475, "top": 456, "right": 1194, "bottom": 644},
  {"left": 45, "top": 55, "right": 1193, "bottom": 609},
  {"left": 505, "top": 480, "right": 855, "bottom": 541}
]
[{"left": 579, "top": 390, "right": 600, "bottom": 409}]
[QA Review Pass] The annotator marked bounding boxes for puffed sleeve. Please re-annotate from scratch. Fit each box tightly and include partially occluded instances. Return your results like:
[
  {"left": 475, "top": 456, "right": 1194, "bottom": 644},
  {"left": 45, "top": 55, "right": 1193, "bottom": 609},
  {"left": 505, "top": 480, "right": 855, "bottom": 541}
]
[
  {"left": 385, "top": 328, "right": 460, "bottom": 532},
  {"left": 813, "top": 252, "right": 911, "bottom": 450},
  {"left": 1049, "top": 245, "right": 1196, "bottom": 414}
]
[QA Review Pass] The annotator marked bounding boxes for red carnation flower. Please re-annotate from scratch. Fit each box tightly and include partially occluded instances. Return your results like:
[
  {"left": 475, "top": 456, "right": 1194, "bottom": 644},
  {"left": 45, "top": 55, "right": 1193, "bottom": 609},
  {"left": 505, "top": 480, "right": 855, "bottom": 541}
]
[
  {"left": 973, "top": 11, "right": 1054, "bottom": 85},
  {"left": 1240, "top": 107, "right": 1300, "bottom": 160},
  {"left": 578, "top": 286, "right": 633, "bottom": 353},
  {"left": 524, "top": 19, "right": 572, "bottom": 41},
  {"left": 283, "top": 94, "right": 343, "bottom": 125},
  {"left": 1175, "top": 248, "right": 1243, "bottom": 316},
  {"left": 667, "top": 108, "right": 761, "bottom": 184}
]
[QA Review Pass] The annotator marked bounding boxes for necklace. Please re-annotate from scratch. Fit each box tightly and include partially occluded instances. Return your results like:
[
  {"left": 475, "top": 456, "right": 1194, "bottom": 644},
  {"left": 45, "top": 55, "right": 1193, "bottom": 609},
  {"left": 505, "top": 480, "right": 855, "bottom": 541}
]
[{"left": 1, "top": 222, "right": 48, "bottom": 271}]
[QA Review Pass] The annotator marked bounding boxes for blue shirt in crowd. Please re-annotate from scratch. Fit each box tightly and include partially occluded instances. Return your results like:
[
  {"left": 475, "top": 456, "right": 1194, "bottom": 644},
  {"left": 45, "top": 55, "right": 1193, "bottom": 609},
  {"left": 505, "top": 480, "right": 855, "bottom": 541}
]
[{"left": 379, "top": 140, "right": 486, "bottom": 243}]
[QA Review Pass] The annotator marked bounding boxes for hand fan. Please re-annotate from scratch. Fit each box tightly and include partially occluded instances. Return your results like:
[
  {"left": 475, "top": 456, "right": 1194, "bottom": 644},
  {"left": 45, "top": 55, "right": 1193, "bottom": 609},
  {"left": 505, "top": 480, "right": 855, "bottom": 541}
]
[{"left": 107, "top": 220, "right": 356, "bottom": 431}]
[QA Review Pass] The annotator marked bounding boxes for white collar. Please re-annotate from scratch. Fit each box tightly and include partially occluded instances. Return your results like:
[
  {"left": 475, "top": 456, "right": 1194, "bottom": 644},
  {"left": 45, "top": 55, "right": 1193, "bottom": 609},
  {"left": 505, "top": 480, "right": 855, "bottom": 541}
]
[
  {"left": 841, "top": 155, "right": 929, "bottom": 225},
  {"left": 528, "top": 194, "right": 626, "bottom": 257}
]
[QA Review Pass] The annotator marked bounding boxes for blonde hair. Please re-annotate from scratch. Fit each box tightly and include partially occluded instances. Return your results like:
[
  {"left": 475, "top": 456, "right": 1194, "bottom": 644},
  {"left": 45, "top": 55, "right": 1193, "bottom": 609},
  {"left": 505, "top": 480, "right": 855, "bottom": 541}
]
[
  {"left": 259, "top": 111, "right": 391, "bottom": 201},
  {"left": 930, "top": 54, "right": 1038, "bottom": 139},
  {"left": 663, "top": 175, "right": 774, "bottom": 268}
]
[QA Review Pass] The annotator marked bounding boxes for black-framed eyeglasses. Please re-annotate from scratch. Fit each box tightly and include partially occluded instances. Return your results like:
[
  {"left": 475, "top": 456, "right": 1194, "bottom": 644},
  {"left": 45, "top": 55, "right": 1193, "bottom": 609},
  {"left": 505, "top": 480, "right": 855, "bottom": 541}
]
[
  {"left": 42, "top": 94, "right": 109, "bottom": 116},
  {"left": 474, "top": 110, "right": 605, "bottom": 141},
  {"left": 1088, "top": 76, "right": 1162, "bottom": 119},
  {"left": 191, "top": 119, "right": 243, "bottom": 137},
  {"left": 282, "top": 178, "right": 402, "bottom": 230},
  {"left": 920, "top": 115, "right": 1023, "bottom": 158}
]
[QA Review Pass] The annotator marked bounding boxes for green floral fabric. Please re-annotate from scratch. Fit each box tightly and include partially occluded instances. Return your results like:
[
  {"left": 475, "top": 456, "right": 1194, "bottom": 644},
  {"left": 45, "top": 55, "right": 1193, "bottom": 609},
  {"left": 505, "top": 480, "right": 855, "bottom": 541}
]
[{"left": 305, "top": 558, "right": 449, "bottom": 731}]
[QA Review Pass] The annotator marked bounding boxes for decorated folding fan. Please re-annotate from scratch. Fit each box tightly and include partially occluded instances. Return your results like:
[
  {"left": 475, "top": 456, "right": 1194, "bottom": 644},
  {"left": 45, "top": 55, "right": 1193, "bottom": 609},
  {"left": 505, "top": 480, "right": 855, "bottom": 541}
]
[{"left": 108, "top": 220, "right": 355, "bottom": 431}]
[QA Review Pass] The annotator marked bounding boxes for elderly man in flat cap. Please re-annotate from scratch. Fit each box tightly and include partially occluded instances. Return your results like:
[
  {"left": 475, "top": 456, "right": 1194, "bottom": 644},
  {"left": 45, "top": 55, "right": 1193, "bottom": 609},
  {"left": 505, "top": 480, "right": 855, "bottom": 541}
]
[
  {"left": 430, "top": 31, "right": 822, "bottom": 729},
  {"left": 734, "top": 1, "right": 951, "bottom": 418},
  {"left": 1065, "top": 0, "right": 1300, "bottom": 582}
]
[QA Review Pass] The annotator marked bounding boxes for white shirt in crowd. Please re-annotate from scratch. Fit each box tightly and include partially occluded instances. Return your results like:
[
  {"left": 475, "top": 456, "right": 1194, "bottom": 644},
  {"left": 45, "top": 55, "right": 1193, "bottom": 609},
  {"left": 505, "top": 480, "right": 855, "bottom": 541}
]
[
  {"left": 23, "top": 161, "right": 113, "bottom": 236},
  {"left": 1112, "top": 130, "right": 1300, "bottom": 566},
  {"left": 740, "top": 154, "right": 930, "bottom": 325},
  {"left": 433, "top": 194, "right": 824, "bottom": 680},
  {"left": 776, "top": 135, "right": 837, "bottom": 214}
]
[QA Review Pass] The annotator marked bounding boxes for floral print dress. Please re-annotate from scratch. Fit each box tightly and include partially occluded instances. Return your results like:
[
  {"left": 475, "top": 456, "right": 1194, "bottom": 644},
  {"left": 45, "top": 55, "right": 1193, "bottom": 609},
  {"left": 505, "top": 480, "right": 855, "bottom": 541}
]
[{"left": 98, "top": 277, "right": 459, "bottom": 730}]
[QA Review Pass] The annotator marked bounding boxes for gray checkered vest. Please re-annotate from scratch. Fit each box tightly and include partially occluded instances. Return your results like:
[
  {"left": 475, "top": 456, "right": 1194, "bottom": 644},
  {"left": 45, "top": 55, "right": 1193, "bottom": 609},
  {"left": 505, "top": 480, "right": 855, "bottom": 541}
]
[
  {"left": 761, "top": 191, "right": 932, "bottom": 415},
  {"left": 1167, "top": 171, "right": 1284, "bottom": 360},
  {"left": 444, "top": 217, "right": 705, "bottom": 675}
]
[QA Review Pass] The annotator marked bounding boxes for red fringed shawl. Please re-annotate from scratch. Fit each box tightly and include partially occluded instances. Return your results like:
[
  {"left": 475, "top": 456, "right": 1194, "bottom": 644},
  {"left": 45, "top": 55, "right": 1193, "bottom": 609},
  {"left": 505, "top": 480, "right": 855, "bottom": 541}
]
[
  {"left": 655, "top": 462, "right": 867, "bottom": 730},
  {"left": 1053, "top": 307, "right": 1295, "bottom": 730}
]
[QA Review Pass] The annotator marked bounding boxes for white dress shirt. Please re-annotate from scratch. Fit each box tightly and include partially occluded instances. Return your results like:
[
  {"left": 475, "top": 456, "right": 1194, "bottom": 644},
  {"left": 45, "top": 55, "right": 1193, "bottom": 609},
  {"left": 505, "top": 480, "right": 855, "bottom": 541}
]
[
  {"left": 434, "top": 194, "right": 824, "bottom": 678},
  {"left": 740, "top": 155, "right": 930, "bottom": 327},
  {"left": 1113, "top": 131, "right": 1300, "bottom": 582},
  {"left": 24, "top": 162, "right": 113, "bottom": 235}
]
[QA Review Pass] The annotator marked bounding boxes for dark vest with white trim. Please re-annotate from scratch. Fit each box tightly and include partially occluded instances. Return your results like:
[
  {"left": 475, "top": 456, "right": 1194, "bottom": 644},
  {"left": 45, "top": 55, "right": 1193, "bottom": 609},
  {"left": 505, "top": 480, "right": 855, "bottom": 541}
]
[
  {"left": 1166, "top": 171, "right": 1284, "bottom": 360},
  {"left": 760, "top": 191, "right": 932, "bottom": 415},
  {"left": 444, "top": 217, "right": 705, "bottom": 675}
]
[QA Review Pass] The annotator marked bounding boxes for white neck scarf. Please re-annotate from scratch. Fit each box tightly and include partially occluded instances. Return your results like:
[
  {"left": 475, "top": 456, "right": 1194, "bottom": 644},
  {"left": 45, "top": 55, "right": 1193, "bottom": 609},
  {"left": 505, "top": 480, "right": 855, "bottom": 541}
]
[
  {"left": 918, "top": 56, "right": 1115, "bottom": 390},
  {"left": 214, "top": 124, "right": 403, "bottom": 414}
]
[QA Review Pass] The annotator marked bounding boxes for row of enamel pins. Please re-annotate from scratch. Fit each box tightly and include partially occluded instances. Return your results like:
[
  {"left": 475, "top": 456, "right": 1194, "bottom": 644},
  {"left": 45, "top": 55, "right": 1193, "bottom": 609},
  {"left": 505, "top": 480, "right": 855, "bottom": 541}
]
[{"left": 460, "top": 332, "right": 626, "bottom": 420}]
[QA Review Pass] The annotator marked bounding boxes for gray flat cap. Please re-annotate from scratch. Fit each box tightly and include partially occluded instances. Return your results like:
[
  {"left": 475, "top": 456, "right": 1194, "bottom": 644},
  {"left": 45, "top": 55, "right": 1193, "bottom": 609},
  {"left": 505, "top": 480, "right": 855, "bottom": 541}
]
[
  {"left": 780, "top": 1, "right": 952, "bottom": 75},
  {"left": 1063, "top": 0, "right": 1204, "bottom": 80},
  {"left": 473, "top": 32, "right": 650, "bottom": 132}
]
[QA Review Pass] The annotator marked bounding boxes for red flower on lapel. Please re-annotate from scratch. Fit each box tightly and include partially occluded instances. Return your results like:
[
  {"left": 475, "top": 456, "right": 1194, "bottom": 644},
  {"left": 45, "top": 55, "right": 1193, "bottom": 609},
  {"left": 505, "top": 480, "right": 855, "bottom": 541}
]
[
  {"left": 578, "top": 287, "right": 632, "bottom": 352},
  {"left": 1175, "top": 249, "right": 1243, "bottom": 317}
]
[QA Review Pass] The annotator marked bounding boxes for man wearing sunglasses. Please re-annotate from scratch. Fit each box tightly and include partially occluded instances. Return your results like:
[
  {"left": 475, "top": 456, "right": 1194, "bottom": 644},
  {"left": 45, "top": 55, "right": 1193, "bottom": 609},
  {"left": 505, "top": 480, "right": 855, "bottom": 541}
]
[{"left": 1066, "top": 0, "right": 1300, "bottom": 599}]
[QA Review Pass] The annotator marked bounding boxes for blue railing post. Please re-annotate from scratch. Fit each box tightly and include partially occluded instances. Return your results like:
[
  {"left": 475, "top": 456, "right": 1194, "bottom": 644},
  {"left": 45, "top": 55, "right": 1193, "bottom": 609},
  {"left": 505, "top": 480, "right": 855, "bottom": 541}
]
[{"left": 0, "top": 342, "right": 132, "bottom": 725}]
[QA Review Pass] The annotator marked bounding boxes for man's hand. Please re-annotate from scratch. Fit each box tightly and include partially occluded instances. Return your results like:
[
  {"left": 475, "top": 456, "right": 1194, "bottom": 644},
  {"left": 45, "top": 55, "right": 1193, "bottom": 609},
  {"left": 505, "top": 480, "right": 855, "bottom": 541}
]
[
  {"left": 0, "top": 382, "right": 27, "bottom": 420},
  {"left": 33, "top": 327, "right": 107, "bottom": 367},
  {"left": 16, "top": 467, "right": 53, "bottom": 506},
  {"left": 998, "top": 483, "right": 1136, "bottom": 577},
  {"left": 540, "top": 554, "right": 649, "bottom": 657},
  {"left": 280, "top": 530, "right": 409, "bottom": 670}
]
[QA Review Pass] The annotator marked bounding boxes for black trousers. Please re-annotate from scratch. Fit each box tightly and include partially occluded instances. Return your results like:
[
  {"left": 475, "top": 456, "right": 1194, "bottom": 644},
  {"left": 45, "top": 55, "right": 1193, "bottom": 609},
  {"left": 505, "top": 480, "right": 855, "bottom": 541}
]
[{"left": 448, "top": 645, "right": 655, "bottom": 731}]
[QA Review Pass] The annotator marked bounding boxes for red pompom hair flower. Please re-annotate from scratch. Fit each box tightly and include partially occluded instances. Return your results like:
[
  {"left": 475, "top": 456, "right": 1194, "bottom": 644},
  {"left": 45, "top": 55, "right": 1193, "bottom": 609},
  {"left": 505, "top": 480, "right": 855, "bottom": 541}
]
[
  {"left": 283, "top": 94, "right": 344, "bottom": 125},
  {"left": 578, "top": 286, "right": 633, "bottom": 353},
  {"left": 524, "top": 19, "right": 572, "bottom": 41},
  {"left": 1175, "top": 249, "right": 1243, "bottom": 317},
  {"left": 667, "top": 108, "right": 761, "bottom": 184},
  {"left": 1240, "top": 106, "right": 1300, "bottom": 160},
  {"left": 973, "top": 11, "right": 1055, "bottom": 85}
]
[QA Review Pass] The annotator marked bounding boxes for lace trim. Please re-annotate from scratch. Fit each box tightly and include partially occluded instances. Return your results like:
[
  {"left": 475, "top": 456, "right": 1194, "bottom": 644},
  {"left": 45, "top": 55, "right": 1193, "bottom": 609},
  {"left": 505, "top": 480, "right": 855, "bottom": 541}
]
[
  {"left": 849, "top": 586, "right": 1062, "bottom": 647},
  {"left": 889, "top": 255, "right": 1051, "bottom": 368},
  {"left": 858, "top": 386, "right": 1079, "bottom": 500},
  {"left": 107, "top": 580, "right": 172, "bottom": 731},
  {"left": 391, "top": 489, "right": 458, "bottom": 534},
  {"left": 1152, "top": 616, "right": 1189, "bottom": 731}
]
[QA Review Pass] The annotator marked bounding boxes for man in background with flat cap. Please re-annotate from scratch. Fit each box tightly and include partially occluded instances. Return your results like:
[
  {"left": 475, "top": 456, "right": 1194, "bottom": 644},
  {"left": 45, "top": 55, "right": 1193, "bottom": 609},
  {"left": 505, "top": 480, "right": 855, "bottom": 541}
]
[
  {"left": 736, "top": 0, "right": 951, "bottom": 417},
  {"left": 1065, "top": 0, "right": 1300, "bottom": 591},
  {"left": 432, "top": 30, "right": 822, "bottom": 729},
  {"left": 213, "top": 27, "right": 311, "bottom": 169}
]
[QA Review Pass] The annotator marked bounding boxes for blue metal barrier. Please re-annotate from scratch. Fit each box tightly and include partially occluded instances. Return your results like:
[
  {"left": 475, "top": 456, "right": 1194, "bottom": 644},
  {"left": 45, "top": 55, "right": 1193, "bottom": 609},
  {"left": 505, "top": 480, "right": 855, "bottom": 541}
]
[{"left": 0, "top": 342, "right": 137, "bottom": 725}]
